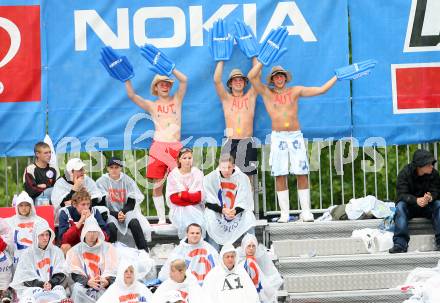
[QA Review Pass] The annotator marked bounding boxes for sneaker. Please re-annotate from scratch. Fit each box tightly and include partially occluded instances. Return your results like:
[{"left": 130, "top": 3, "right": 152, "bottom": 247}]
[
  {"left": 299, "top": 210, "right": 314, "bottom": 222},
  {"left": 277, "top": 214, "right": 290, "bottom": 223},
  {"left": 389, "top": 245, "right": 407, "bottom": 254}
]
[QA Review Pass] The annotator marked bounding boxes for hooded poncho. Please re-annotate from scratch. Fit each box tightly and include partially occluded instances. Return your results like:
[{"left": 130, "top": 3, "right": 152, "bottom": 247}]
[
  {"left": 158, "top": 237, "right": 219, "bottom": 285},
  {"left": 66, "top": 216, "right": 118, "bottom": 303},
  {"left": 10, "top": 220, "right": 67, "bottom": 300},
  {"left": 96, "top": 172, "right": 151, "bottom": 241},
  {"left": 238, "top": 234, "right": 283, "bottom": 303},
  {"left": 96, "top": 260, "right": 153, "bottom": 303},
  {"left": 202, "top": 243, "right": 259, "bottom": 303},
  {"left": 0, "top": 219, "right": 12, "bottom": 291},
  {"left": 152, "top": 268, "right": 207, "bottom": 303},
  {"left": 166, "top": 167, "right": 206, "bottom": 239},
  {"left": 5, "top": 191, "right": 46, "bottom": 269},
  {"left": 204, "top": 167, "right": 256, "bottom": 245}
]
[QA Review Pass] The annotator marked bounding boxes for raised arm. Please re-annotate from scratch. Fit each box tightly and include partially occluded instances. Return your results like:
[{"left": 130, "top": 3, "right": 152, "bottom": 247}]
[
  {"left": 299, "top": 76, "right": 337, "bottom": 97},
  {"left": 125, "top": 80, "right": 153, "bottom": 113},
  {"left": 172, "top": 68, "right": 188, "bottom": 103},
  {"left": 248, "top": 61, "right": 271, "bottom": 98},
  {"left": 247, "top": 57, "right": 260, "bottom": 97},
  {"left": 213, "top": 61, "right": 228, "bottom": 101}
]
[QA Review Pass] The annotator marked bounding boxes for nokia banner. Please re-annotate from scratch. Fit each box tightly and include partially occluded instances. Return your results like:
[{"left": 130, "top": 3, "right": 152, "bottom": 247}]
[
  {"left": 0, "top": 1, "right": 45, "bottom": 156},
  {"left": 44, "top": 0, "right": 349, "bottom": 153},
  {"left": 349, "top": 0, "right": 440, "bottom": 145}
]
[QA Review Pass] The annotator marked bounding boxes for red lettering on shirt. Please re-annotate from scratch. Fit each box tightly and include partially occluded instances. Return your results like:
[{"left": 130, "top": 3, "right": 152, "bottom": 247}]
[
  {"left": 119, "top": 293, "right": 139, "bottom": 302},
  {"left": 108, "top": 188, "right": 126, "bottom": 203},
  {"left": 17, "top": 222, "right": 34, "bottom": 229}
]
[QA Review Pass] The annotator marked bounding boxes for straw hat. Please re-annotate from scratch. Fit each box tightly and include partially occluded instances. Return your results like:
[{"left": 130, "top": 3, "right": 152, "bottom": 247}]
[
  {"left": 266, "top": 66, "right": 292, "bottom": 84},
  {"left": 226, "top": 69, "right": 249, "bottom": 88},
  {"left": 150, "top": 75, "right": 175, "bottom": 96}
]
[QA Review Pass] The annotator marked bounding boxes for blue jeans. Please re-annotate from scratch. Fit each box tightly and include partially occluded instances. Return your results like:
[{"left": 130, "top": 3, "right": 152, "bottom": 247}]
[{"left": 393, "top": 200, "right": 440, "bottom": 249}]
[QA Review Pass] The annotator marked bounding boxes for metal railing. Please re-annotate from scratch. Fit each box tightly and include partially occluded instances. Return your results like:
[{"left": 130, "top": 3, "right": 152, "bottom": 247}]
[{"left": 1, "top": 140, "right": 437, "bottom": 219}]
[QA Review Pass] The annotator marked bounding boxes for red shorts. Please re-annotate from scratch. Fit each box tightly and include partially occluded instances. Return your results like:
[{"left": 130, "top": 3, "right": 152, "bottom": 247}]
[{"left": 147, "top": 140, "right": 182, "bottom": 179}]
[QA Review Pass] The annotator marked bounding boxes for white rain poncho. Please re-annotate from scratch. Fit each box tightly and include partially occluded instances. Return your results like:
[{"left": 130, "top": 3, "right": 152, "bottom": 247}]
[
  {"left": 152, "top": 268, "right": 207, "bottom": 303},
  {"left": 96, "top": 260, "right": 153, "bottom": 303},
  {"left": 5, "top": 191, "right": 46, "bottom": 270},
  {"left": 113, "top": 242, "right": 156, "bottom": 281},
  {"left": 96, "top": 173, "right": 151, "bottom": 241},
  {"left": 66, "top": 216, "right": 118, "bottom": 303},
  {"left": 202, "top": 243, "right": 259, "bottom": 303},
  {"left": 238, "top": 234, "right": 283, "bottom": 303},
  {"left": 0, "top": 219, "right": 12, "bottom": 291},
  {"left": 401, "top": 261, "right": 440, "bottom": 303},
  {"left": 166, "top": 167, "right": 206, "bottom": 239},
  {"left": 158, "top": 238, "right": 219, "bottom": 284},
  {"left": 10, "top": 220, "right": 67, "bottom": 301},
  {"left": 345, "top": 196, "right": 394, "bottom": 220},
  {"left": 351, "top": 228, "right": 394, "bottom": 253},
  {"left": 204, "top": 167, "right": 256, "bottom": 245},
  {"left": 52, "top": 173, "right": 102, "bottom": 224}
]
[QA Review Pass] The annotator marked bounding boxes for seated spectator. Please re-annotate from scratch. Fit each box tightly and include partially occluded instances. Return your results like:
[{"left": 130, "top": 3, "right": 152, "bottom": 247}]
[
  {"left": 52, "top": 158, "right": 102, "bottom": 224},
  {"left": 58, "top": 189, "right": 108, "bottom": 255},
  {"left": 166, "top": 147, "right": 205, "bottom": 239},
  {"left": 96, "top": 157, "right": 151, "bottom": 250},
  {"left": 10, "top": 220, "right": 67, "bottom": 302},
  {"left": 238, "top": 234, "right": 283, "bottom": 303},
  {"left": 204, "top": 153, "right": 256, "bottom": 248},
  {"left": 158, "top": 223, "right": 219, "bottom": 285},
  {"left": 389, "top": 149, "right": 440, "bottom": 253},
  {"left": 0, "top": 219, "right": 13, "bottom": 303},
  {"left": 153, "top": 259, "right": 206, "bottom": 303},
  {"left": 202, "top": 243, "right": 259, "bottom": 303},
  {"left": 66, "top": 216, "right": 117, "bottom": 303},
  {"left": 96, "top": 260, "right": 153, "bottom": 303},
  {"left": 5, "top": 191, "right": 46, "bottom": 269},
  {"left": 23, "top": 141, "right": 57, "bottom": 205}
]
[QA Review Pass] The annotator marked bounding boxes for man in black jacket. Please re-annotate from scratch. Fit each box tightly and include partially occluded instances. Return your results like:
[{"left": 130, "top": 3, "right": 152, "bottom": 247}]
[{"left": 389, "top": 149, "right": 440, "bottom": 253}]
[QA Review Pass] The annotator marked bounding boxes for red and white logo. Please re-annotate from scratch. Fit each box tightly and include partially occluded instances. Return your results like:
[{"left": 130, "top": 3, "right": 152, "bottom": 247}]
[
  {"left": 0, "top": 5, "right": 41, "bottom": 102},
  {"left": 391, "top": 63, "right": 440, "bottom": 114}
]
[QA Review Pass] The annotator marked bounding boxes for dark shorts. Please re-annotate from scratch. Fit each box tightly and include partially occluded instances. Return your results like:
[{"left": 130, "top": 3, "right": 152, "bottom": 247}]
[{"left": 221, "top": 137, "right": 258, "bottom": 175}]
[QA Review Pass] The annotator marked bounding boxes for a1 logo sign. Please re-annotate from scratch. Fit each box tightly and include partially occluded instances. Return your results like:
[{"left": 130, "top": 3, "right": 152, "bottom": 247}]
[{"left": 0, "top": 5, "right": 41, "bottom": 102}]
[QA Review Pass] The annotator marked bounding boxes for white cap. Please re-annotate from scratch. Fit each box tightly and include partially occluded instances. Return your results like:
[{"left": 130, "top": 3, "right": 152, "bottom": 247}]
[{"left": 66, "top": 158, "right": 85, "bottom": 172}]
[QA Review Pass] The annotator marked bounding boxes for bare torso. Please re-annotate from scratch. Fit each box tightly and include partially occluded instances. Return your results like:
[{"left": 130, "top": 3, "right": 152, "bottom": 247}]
[
  {"left": 262, "top": 87, "right": 301, "bottom": 131},
  {"left": 151, "top": 97, "right": 182, "bottom": 142},
  {"left": 222, "top": 91, "right": 256, "bottom": 139}
]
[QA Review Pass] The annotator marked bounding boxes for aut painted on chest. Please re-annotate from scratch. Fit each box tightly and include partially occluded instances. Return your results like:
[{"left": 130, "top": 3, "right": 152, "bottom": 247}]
[
  {"left": 230, "top": 96, "right": 249, "bottom": 111},
  {"left": 156, "top": 103, "right": 177, "bottom": 115},
  {"left": 273, "top": 91, "right": 292, "bottom": 106}
]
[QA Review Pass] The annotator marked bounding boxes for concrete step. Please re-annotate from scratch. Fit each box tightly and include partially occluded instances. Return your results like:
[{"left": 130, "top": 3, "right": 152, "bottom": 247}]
[
  {"left": 287, "top": 289, "right": 411, "bottom": 303},
  {"left": 273, "top": 234, "right": 437, "bottom": 257},
  {"left": 279, "top": 252, "right": 440, "bottom": 292},
  {"left": 284, "top": 271, "right": 409, "bottom": 293},
  {"left": 278, "top": 251, "right": 440, "bottom": 275},
  {"left": 266, "top": 218, "right": 434, "bottom": 241}
]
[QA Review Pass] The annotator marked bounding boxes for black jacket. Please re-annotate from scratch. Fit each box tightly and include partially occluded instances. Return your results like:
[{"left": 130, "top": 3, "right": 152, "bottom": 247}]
[{"left": 396, "top": 150, "right": 440, "bottom": 204}]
